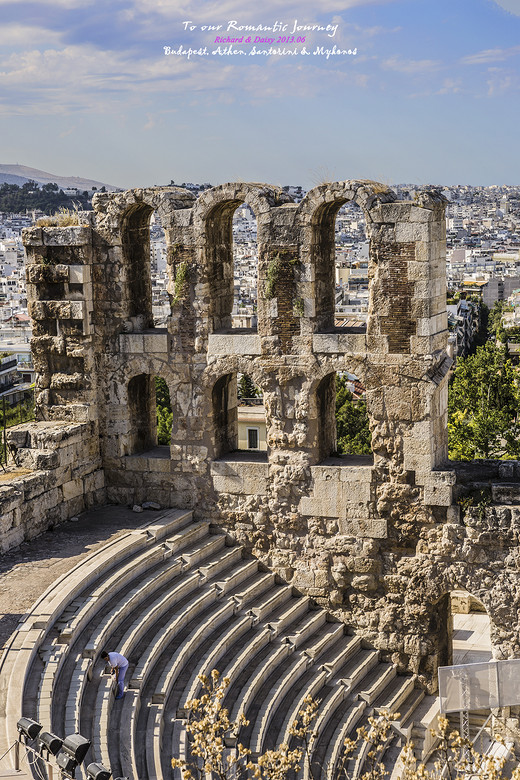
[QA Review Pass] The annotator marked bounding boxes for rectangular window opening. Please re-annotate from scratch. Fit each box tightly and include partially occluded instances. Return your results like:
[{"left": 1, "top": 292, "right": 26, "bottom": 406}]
[{"left": 247, "top": 427, "right": 259, "bottom": 449}]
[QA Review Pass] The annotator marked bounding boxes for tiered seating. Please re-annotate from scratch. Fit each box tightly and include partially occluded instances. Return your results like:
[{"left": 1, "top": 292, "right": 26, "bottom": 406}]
[{"left": 0, "top": 510, "right": 433, "bottom": 780}]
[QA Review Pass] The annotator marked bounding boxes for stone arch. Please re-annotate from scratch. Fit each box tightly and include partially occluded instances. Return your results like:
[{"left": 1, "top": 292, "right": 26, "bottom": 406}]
[
  {"left": 297, "top": 181, "right": 396, "bottom": 333},
  {"left": 193, "top": 183, "right": 293, "bottom": 334},
  {"left": 205, "top": 357, "right": 269, "bottom": 459},
  {"left": 105, "top": 356, "right": 176, "bottom": 457},
  {"left": 92, "top": 187, "right": 196, "bottom": 330},
  {"left": 303, "top": 358, "right": 369, "bottom": 463},
  {"left": 404, "top": 561, "right": 514, "bottom": 682}
]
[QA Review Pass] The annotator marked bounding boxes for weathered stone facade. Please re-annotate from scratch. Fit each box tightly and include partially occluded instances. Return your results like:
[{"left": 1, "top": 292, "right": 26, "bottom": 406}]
[{"left": 3, "top": 179, "right": 520, "bottom": 691}]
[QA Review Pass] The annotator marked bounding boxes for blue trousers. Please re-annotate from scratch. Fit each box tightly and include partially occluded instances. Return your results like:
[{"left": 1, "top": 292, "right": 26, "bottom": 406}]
[{"left": 116, "top": 663, "right": 129, "bottom": 697}]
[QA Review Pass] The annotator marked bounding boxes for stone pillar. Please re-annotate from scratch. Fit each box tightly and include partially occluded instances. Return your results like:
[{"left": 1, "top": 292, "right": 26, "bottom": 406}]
[{"left": 24, "top": 222, "right": 96, "bottom": 422}]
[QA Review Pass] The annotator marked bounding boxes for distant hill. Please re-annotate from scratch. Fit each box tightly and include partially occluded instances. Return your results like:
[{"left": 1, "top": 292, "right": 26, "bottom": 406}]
[
  {"left": 0, "top": 164, "right": 119, "bottom": 191},
  {"left": 0, "top": 172, "right": 34, "bottom": 187}
]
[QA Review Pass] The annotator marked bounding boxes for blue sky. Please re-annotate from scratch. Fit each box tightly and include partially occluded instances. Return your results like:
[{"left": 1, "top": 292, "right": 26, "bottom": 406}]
[{"left": 0, "top": 0, "right": 519, "bottom": 188}]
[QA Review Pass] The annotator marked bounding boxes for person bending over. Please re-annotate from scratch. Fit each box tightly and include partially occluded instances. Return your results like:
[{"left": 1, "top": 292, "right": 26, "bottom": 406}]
[{"left": 101, "top": 650, "right": 129, "bottom": 700}]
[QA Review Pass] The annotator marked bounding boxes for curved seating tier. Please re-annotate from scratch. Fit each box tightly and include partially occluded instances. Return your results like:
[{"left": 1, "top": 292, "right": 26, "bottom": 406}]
[{"left": 0, "top": 509, "right": 435, "bottom": 780}]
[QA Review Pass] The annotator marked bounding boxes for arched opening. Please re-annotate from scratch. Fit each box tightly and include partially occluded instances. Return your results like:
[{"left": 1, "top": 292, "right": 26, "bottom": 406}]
[
  {"left": 212, "top": 372, "right": 266, "bottom": 459},
  {"left": 334, "top": 202, "right": 369, "bottom": 329},
  {"left": 312, "top": 198, "right": 369, "bottom": 333},
  {"left": 150, "top": 213, "right": 170, "bottom": 326},
  {"left": 127, "top": 374, "right": 172, "bottom": 455},
  {"left": 206, "top": 200, "right": 258, "bottom": 333},
  {"left": 336, "top": 373, "right": 371, "bottom": 456},
  {"left": 316, "top": 372, "right": 372, "bottom": 462},
  {"left": 232, "top": 205, "right": 258, "bottom": 330},
  {"left": 212, "top": 374, "right": 238, "bottom": 457},
  {"left": 434, "top": 589, "right": 492, "bottom": 669},
  {"left": 128, "top": 374, "right": 156, "bottom": 454},
  {"left": 155, "top": 377, "right": 173, "bottom": 445},
  {"left": 317, "top": 373, "right": 336, "bottom": 461},
  {"left": 121, "top": 204, "right": 154, "bottom": 329},
  {"left": 450, "top": 589, "right": 492, "bottom": 665},
  {"left": 237, "top": 374, "right": 265, "bottom": 451}
]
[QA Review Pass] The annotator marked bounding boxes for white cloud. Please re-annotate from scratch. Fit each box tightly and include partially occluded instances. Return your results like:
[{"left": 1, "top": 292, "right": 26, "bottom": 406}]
[
  {"left": 0, "top": 24, "right": 62, "bottom": 47},
  {"left": 0, "top": 40, "right": 369, "bottom": 116},
  {"left": 136, "top": 0, "right": 401, "bottom": 19},
  {"left": 0, "top": 0, "right": 93, "bottom": 5},
  {"left": 460, "top": 45, "right": 520, "bottom": 65},
  {"left": 492, "top": 0, "right": 520, "bottom": 16},
  {"left": 381, "top": 56, "right": 441, "bottom": 74}
]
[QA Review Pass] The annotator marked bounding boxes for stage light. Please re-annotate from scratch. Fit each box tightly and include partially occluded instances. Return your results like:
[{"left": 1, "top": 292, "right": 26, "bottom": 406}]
[
  {"left": 86, "top": 761, "right": 111, "bottom": 780},
  {"left": 38, "top": 730, "right": 63, "bottom": 756},
  {"left": 17, "top": 717, "right": 42, "bottom": 741},
  {"left": 62, "top": 733, "right": 91, "bottom": 764},
  {"left": 56, "top": 749, "right": 77, "bottom": 777}
]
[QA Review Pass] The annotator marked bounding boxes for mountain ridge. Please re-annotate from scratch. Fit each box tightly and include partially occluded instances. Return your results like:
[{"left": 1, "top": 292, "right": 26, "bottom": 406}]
[{"left": 0, "top": 164, "right": 120, "bottom": 191}]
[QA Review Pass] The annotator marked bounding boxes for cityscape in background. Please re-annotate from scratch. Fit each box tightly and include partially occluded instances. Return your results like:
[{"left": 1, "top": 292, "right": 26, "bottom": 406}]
[{"left": 1, "top": 178, "right": 520, "bottom": 417}]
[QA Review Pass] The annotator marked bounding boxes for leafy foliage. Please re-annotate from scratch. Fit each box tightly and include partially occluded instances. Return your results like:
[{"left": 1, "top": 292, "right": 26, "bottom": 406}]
[
  {"left": 172, "top": 675, "right": 518, "bottom": 780},
  {"left": 237, "top": 374, "right": 260, "bottom": 401},
  {"left": 155, "top": 377, "right": 172, "bottom": 445},
  {"left": 264, "top": 254, "right": 282, "bottom": 300},
  {"left": 0, "top": 181, "right": 92, "bottom": 213},
  {"left": 171, "top": 671, "right": 307, "bottom": 780},
  {"left": 448, "top": 341, "right": 520, "bottom": 459},
  {"left": 488, "top": 300, "right": 510, "bottom": 343},
  {"left": 171, "top": 260, "right": 189, "bottom": 306},
  {"left": 335, "top": 375, "right": 371, "bottom": 455}
]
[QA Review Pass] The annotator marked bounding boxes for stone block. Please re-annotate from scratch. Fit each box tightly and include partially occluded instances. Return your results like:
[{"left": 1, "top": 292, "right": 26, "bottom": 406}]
[
  {"left": 143, "top": 332, "right": 169, "bottom": 354},
  {"left": 207, "top": 333, "right": 261, "bottom": 355},
  {"left": 312, "top": 333, "right": 366, "bottom": 354},
  {"left": 394, "top": 222, "right": 429, "bottom": 243},
  {"left": 23, "top": 227, "right": 43, "bottom": 245},
  {"left": 83, "top": 469, "right": 105, "bottom": 494},
  {"left": 43, "top": 226, "right": 92, "bottom": 246},
  {"left": 119, "top": 333, "right": 144, "bottom": 353},
  {"left": 69, "top": 265, "right": 86, "bottom": 284},
  {"left": 62, "top": 478, "right": 83, "bottom": 501},
  {"left": 338, "top": 518, "right": 387, "bottom": 538},
  {"left": 69, "top": 301, "right": 86, "bottom": 320},
  {"left": 422, "top": 482, "right": 453, "bottom": 507}
]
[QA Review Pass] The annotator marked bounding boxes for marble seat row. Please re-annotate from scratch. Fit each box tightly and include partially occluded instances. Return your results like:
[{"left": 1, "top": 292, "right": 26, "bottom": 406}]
[{"left": 3, "top": 511, "right": 436, "bottom": 780}]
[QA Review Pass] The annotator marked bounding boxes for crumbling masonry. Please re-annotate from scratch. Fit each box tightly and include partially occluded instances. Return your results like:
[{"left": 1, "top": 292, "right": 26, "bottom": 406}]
[{"left": 3, "top": 180, "right": 520, "bottom": 691}]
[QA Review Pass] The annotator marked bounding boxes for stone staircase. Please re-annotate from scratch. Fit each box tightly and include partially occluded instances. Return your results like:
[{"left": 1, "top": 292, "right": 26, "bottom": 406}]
[{"left": 0, "top": 509, "right": 436, "bottom": 780}]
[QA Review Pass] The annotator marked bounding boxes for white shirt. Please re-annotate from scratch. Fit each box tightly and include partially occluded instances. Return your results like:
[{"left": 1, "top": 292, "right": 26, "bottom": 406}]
[{"left": 108, "top": 651, "right": 128, "bottom": 668}]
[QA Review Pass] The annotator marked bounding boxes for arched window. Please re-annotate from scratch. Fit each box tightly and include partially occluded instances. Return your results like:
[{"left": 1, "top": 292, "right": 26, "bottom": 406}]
[
  {"left": 334, "top": 202, "right": 369, "bottom": 330},
  {"left": 316, "top": 371, "right": 372, "bottom": 463},
  {"left": 212, "top": 373, "right": 266, "bottom": 459},
  {"left": 121, "top": 204, "right": 154, "bottom": 329},
  {"left": 206, "top": 201, "right": 258, "bottom": 333},
  {"left": 231, "top": 205, "right": 258, "bottom": 330},
  {"left": 127, "top": 374, "right": 172, "bottom": 454},
  {"left": 150, "top": 213, "right": 169, "bottom": 326}
]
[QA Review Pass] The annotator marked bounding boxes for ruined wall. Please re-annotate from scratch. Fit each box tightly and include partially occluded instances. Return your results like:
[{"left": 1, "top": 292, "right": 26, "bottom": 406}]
[{"left": 7, "top": 180, "right": 520, "bottom": 690}]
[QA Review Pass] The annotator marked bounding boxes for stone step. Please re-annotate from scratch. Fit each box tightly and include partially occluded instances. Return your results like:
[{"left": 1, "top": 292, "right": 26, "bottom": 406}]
[
  {"left": 357, "top": 662, "right": 396, "bottom": 705},
  {"left": 249, "top": 653, "right": 312, "bottom": 755},
  {"left": 266, "top": 594, "right": 312, "bottom": 638},
  {"left": 173, "top": 614, "right": 253, "bottom": 710},
  {"left": 83, "top": 555, "right": 184, "bottom": 657},
  {"left": 142, "top": 600, "right": 235, "bottom": 697},
  {"left": 315, "top": 699, "right": 367, "bottom": 780},
  {"left": 229, "top": 643, "right": 293, "bottom": 724}
]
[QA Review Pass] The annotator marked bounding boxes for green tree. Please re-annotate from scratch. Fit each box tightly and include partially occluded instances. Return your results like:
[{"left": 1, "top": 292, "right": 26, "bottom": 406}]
[
  {"left": 448, "top": 341, "right": 520, "bottom": 459},
  {"left": 155, "top": 377, "right": 172, "bottom": 445},
  {"left": 335, "top": 375, "right": 371, "bottom": 455},
  {"left": 487, "top": 300, "right": 511, "bottom": 343},
  {"left": 237, "top": 374, "right": 260, "bottom": 400}
]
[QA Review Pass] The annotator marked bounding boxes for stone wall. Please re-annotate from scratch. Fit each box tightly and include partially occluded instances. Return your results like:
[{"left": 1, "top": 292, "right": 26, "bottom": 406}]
[
  {"left": 4, "top": 180, "right": 520, "bottom": 690},
  {"left": 0, "top": 421, "right": 104, "bottom": 553}
]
